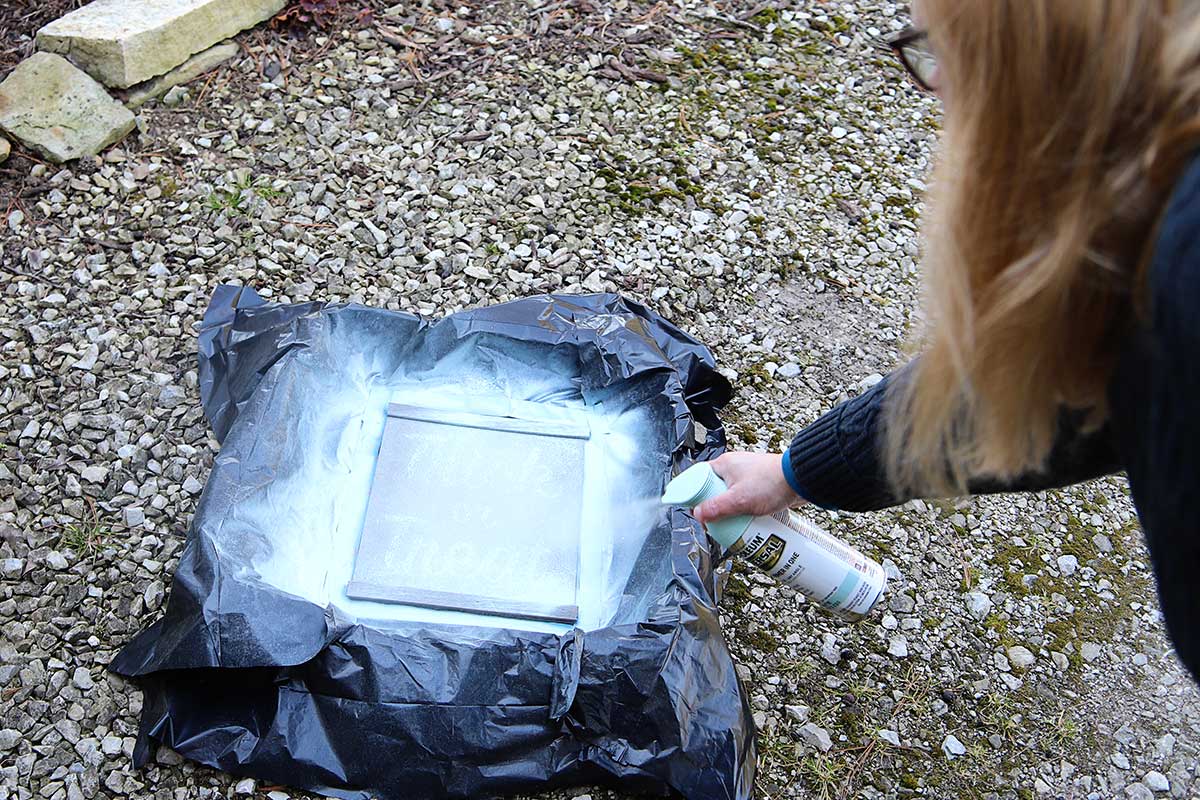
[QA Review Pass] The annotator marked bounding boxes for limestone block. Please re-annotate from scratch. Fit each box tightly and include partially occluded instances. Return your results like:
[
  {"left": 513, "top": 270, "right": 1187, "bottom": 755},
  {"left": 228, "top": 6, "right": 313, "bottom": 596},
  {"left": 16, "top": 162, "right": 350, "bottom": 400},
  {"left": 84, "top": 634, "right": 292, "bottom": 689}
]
[
  {"left": 37, "top": 0, "right": 284, "bottom": 88},
  {"left": 123, "top": 40, "right": 239, "bottom": 109},
  {"left": 0, "top": 53, "right": 135, "bottom": 163}
]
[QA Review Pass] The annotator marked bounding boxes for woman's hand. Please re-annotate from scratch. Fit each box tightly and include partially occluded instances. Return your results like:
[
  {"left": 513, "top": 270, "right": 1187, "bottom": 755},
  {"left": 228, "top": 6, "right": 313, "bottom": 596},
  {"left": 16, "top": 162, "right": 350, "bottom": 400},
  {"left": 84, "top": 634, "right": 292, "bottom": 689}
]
[{"left": 694, "top": 452, "right": 805, "bottom": 524}]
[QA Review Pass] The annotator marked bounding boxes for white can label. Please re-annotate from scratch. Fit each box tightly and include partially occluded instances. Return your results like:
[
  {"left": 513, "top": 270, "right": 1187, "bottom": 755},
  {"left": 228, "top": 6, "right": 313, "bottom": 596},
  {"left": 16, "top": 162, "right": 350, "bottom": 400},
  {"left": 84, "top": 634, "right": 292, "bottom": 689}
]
[{"left": 735, "top": 511, "right": 886, "bottom": 619}]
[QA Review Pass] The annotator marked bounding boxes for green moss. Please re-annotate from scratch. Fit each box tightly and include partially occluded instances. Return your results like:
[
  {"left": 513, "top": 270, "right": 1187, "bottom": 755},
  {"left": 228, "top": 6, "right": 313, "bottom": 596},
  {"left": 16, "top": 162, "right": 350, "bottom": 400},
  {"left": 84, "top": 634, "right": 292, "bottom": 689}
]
[
  {"left": 724, "top": 575, "right": 752, "bottom": 603},
  {"left": 731, "top": 422, "right": 758, "bottom": 444},
  {"left": 990, "top": 541, "right": 1036, "bottom": 596},
  {"left": 1060, "top": 532, "right": 1098, "bottom": 563},
  {"left": 675, "top": 45, "right": 708, "bottom": 69},
  {"left": 751, "top": 7, "right": 781, "bottom": 25},
  {"left": 745, "top": 628, "right": 779, "bottom": 653},
  {"left": 795, "top": 38, "right": 824, "bottom": 55},
  {"left": 1043, "top": 618, "right": 1075, "bottom": 647},
  {"left": 982, "top": 614, "right": 1017, "bottom": 648},
  {"left": 744, "top": 361, "right": 774, "bottom": 384}
]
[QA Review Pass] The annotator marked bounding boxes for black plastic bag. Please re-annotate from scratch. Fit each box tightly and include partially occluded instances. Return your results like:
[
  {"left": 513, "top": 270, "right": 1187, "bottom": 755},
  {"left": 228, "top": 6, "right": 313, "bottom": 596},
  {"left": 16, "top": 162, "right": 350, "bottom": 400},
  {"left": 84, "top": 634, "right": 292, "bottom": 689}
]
[{"left": 111, "top": 286, "right": 754, "bottom": 799}]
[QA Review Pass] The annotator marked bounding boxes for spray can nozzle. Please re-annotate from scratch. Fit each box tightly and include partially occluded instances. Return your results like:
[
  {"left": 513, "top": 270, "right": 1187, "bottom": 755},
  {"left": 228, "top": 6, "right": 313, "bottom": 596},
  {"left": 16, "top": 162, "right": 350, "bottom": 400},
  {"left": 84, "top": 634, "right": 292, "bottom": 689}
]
[{"left": 661, "top": 462, "right": 752, "bottom": 548}]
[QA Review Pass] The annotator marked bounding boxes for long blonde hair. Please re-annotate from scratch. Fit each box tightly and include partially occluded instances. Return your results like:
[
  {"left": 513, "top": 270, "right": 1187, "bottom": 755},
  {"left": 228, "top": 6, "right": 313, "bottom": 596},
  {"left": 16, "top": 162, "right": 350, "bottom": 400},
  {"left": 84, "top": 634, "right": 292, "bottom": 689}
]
[{"left": 885, "top": 0, "right": 1200, "bottom": 494}]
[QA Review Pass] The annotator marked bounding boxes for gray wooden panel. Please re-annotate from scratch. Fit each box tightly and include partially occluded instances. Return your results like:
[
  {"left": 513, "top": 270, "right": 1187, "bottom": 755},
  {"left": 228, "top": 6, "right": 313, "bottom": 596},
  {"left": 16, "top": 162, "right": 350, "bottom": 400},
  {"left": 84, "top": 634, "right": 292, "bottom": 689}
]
[
  {"left": 346, "top": 581, "right": 579, "bottom": 624},
  {"left": 350, "top": 404, "right": 587, "bottom": 624},
  {"left": 387, "top": 403, "right": 591, "bottom": 439}
]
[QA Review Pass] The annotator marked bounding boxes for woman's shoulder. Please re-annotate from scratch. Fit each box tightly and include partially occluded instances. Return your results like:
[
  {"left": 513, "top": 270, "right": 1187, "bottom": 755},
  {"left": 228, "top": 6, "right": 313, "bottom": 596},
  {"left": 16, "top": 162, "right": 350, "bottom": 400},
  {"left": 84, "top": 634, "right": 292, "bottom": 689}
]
[
  {"left": 1149, "top": 153, "right": 1200, "bottom": 317},
  {"left": 1160, "top": 153, "right": 1200, "bottom": 234}
]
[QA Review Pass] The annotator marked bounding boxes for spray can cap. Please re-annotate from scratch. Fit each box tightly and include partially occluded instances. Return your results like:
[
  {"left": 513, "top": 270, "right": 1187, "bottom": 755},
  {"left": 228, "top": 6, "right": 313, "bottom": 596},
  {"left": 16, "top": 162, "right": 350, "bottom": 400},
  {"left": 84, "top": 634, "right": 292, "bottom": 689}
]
[{"left": 661, "top": 462, "right": 753, "bottom": 548}]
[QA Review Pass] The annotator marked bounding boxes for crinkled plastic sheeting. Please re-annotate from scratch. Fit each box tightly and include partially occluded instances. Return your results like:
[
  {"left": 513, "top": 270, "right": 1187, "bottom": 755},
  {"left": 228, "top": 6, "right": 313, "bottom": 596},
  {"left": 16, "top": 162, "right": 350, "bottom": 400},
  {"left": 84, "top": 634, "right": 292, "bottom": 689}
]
[{"left": 111, "top": 286, "right": 754, "bottom": 800}]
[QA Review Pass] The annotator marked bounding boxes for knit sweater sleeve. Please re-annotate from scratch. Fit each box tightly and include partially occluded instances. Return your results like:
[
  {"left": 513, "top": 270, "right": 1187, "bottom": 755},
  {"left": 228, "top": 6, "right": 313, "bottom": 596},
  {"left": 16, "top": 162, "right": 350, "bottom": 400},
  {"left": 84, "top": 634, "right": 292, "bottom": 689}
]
[
  {"left": 782, "top": 371, "right": 904, "bottom": 512},
  {"left": 1115, "top": 154, "right": 1200, "bottom": 681},
  {"left": 783, "top": 363, "right": 1122, "bottom": 512}
]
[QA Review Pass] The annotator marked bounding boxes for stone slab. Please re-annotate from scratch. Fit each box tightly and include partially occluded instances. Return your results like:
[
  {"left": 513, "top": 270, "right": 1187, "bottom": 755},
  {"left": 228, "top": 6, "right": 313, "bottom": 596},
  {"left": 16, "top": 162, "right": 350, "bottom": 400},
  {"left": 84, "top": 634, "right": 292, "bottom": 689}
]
[
  {"left": 0, "top": 138, "right": 9, "bottom": 164},
  {"left": 0, "top": 53, "right": 135, "bottom": 163},
  {"left": 122, "top": 40, "right": 238, "bottom": 109},
  {"left": 37, "top": 0, "right": 284, "bottom": 88}
]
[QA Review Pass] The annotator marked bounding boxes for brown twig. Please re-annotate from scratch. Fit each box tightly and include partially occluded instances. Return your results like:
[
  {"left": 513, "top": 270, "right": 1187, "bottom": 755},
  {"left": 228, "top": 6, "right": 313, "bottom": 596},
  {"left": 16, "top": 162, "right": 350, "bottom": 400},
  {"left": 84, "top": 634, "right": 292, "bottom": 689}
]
[
  {"left": 0, "top": 266, "right": 64, "bottom": 289},
  {"left": 453, "top": 131, "right": 492, "bottom": 143},
  {"left": 684, "top": 9, "right": 764, "bottom": 34},
  {"left": 193, "top": 67, "right": 221, "bottom": 107},
  {"left": 738, "top": 2, "right": 774, "bottom": 22}
]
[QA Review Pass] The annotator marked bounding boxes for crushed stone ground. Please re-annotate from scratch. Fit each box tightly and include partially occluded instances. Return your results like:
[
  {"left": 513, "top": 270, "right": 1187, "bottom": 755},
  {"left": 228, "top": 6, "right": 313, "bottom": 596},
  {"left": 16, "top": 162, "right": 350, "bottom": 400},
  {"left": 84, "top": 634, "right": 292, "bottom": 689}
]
[{"left": 2, "top": 2, "right": 1198, "bottom": 799}]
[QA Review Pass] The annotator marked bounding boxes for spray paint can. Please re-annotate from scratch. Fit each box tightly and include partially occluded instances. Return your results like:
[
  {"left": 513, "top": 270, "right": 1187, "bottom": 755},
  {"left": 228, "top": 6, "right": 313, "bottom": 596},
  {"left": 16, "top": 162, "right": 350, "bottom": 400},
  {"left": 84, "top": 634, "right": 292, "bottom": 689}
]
[{"left": 662, "top": 462, "right": 887, "bottom": 621}]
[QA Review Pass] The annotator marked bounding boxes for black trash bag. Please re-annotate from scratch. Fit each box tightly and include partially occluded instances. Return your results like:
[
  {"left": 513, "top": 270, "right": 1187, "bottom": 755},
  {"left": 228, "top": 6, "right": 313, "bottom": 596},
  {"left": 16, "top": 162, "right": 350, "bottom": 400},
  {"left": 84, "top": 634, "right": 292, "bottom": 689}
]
[{"left": 111, "top": 286, "right": 754, "bottom": 800}]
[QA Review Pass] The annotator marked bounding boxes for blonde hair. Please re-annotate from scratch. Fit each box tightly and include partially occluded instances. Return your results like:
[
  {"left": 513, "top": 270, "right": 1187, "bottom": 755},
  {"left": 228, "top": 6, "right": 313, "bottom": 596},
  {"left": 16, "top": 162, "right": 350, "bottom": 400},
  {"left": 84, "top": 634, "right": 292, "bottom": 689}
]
[{"left": 885, "top": 0, "right": 1200, "bottom": 494}]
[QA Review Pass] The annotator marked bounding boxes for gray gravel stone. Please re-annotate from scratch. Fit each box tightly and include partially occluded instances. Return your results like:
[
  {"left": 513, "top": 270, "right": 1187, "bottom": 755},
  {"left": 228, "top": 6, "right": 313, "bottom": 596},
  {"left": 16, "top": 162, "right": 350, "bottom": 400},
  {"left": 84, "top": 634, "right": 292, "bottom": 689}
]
[
  {"left": 144, "top": 580, "right": 165, "bottom": 610},
  {"left": 965, "top": 591, "right": 992, "bottom": 620},
  {"left": 1144, "top": 771, "right": 1170, "bottom": 792},
  {"left": 1126, "top": 784, "right": 1154, "bottom": 800},
  {"left": 156, "top": 745, "right": 185, "bottom": 765},
  {"left": 1006, "top": 645, "right": 1036, "bottom": 670},
  {"left": 798, "top": 723, "right": 832, "bottom": 753},
  {"left": 785, "top": 705, "right": 809, "bottom": 724},
  {"left": 942, "top": 735, "right": 966, "bottom": 758},
  {"left": 80, "top": 465, "right": 108, "bottom": 484},
  {"left": 71, "top": 667, "right": 94, "bottom": 690}
]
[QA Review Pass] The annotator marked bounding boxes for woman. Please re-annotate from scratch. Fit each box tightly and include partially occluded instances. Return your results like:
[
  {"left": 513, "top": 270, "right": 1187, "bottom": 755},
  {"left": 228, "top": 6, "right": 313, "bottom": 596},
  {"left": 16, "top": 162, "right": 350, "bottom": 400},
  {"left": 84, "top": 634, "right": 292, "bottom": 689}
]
[{"left": 696, "top": 0, "right": 1200, "bottom": 680}]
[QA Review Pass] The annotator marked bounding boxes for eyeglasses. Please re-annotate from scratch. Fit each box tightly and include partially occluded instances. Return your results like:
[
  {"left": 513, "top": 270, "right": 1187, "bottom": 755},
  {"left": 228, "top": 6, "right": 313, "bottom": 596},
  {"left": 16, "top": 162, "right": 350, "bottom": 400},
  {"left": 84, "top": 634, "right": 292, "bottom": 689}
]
[{"left": 884, "top": 26, "right": 938, "bottom": 93}]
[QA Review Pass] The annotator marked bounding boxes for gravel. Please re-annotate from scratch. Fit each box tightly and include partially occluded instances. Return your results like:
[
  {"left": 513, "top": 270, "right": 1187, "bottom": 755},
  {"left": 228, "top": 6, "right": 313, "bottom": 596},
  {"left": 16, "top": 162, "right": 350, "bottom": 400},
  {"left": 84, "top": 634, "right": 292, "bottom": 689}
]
[
  {"left": 942, "top": 734, "right": 966, "bottom": 759},
  {"left": 1145, "top": 770, "right": 1171, "bottom": 792},
  {"left": 1006, "top": 644, "right": 1036, "bottom": 671},
  {"left": 798, "top": 722, "right": 833, "bottom": 753},
  {"left": 3, "top": 1, "right": 1199, "bottom": 799}
]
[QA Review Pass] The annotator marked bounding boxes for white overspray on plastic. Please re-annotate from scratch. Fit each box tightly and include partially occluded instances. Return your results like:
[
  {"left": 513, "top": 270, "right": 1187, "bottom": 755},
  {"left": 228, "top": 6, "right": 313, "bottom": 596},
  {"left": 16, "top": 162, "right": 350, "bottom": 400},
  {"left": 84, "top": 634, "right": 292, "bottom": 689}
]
[{"left": 214, "top": 327, "right": 670, "bottom": 635}]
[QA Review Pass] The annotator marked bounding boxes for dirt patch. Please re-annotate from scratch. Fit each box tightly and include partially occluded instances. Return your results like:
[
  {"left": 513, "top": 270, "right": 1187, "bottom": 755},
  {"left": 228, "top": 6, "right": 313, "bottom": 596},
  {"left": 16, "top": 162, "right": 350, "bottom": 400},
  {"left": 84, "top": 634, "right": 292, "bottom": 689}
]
[{"left": 0, "top": 0, "right": 86, "bottom": 77}]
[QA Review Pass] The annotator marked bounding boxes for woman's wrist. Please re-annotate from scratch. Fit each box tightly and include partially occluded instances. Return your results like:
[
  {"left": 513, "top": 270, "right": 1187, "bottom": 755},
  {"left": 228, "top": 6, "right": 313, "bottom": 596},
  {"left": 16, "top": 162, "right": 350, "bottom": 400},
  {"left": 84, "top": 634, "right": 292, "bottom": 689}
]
[{"left": 780, "top": 451, "right": 806, "bottom": 499}]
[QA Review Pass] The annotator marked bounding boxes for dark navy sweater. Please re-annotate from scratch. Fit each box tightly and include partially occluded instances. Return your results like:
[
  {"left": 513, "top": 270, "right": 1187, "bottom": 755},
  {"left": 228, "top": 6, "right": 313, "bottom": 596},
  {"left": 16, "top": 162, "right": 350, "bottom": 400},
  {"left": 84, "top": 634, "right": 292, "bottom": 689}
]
[{"left": 783, "top": 157, "right": 1200, "bottom": 681}]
